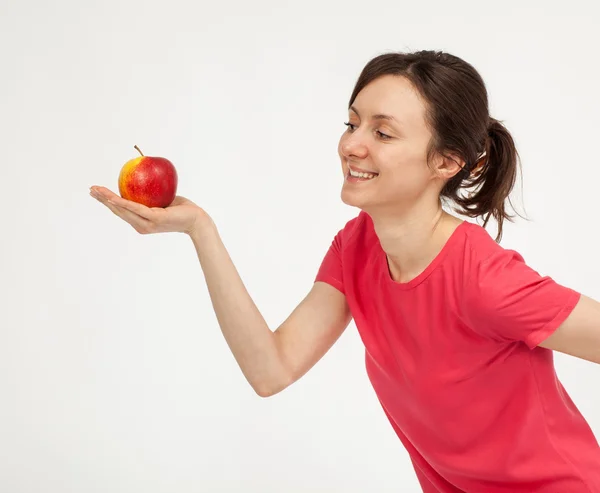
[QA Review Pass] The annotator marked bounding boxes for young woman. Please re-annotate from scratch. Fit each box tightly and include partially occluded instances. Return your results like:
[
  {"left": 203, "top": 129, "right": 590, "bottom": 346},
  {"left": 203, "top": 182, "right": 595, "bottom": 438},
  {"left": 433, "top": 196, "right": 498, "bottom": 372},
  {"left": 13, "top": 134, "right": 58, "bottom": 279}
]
[{"left": 90, "top": 51, "right": 600, "bottom": 492}]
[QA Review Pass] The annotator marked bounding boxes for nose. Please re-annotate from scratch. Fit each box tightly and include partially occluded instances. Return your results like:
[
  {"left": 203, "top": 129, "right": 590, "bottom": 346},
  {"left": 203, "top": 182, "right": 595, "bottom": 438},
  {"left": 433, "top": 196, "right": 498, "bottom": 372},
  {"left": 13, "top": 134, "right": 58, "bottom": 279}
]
[{"left": 340, "top": 131, "right": 368, "bottom": 159}]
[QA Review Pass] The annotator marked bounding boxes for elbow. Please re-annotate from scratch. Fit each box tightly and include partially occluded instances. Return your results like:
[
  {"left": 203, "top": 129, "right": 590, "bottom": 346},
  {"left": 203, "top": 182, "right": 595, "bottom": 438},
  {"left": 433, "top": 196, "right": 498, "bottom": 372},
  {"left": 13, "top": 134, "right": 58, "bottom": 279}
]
[
  {"left": 254, "top": 386, "right": 279, "bottom": 398},
  {"left": 252, "top": 374, "right": 293, "bottom": 398}
]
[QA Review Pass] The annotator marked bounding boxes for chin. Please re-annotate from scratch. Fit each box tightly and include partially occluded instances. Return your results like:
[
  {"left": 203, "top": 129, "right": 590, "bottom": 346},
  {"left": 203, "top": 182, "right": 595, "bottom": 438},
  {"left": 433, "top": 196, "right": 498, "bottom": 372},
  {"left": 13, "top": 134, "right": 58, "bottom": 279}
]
[{"left": 341, "top": 187, "right": 370, "bottom": 210}]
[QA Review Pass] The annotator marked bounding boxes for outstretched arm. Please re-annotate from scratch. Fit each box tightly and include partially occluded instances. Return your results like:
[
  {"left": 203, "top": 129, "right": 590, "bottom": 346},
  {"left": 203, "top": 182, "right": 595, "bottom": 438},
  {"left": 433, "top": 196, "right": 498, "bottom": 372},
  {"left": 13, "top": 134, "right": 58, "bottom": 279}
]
[{"left": 90, "top": 186, "right": 352, "bottom": 396}]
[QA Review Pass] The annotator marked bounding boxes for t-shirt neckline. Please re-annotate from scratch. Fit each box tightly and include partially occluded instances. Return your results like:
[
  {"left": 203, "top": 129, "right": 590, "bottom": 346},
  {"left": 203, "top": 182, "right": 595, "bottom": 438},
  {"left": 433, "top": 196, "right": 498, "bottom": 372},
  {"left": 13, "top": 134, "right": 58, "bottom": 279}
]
[{"left": 380, "top": 220, "right": 470, "bottom": 290}]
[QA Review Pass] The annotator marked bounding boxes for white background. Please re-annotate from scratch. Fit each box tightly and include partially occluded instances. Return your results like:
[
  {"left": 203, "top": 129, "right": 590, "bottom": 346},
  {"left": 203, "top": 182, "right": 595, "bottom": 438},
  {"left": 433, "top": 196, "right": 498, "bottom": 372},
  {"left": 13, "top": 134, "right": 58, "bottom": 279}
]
[{"left": 1, "top": 0, "right": 599, "bottom": 491}]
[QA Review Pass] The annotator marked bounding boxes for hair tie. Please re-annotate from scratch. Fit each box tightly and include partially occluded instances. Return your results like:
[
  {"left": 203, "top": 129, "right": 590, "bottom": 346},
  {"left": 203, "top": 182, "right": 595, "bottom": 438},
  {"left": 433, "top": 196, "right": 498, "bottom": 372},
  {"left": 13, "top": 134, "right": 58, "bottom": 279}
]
[
  {"left": 470, "top": 131, "right": 491, "bottom": 176},
  {"left": 470, "top": 152, "right": 487, "bottom": 176}
]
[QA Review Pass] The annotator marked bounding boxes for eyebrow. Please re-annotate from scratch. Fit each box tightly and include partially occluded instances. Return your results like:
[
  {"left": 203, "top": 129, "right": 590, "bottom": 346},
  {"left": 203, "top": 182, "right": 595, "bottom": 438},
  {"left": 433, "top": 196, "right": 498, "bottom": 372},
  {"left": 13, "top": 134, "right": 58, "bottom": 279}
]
[{"left": 349, "top": 105, "right": 398, "bottom": 123}]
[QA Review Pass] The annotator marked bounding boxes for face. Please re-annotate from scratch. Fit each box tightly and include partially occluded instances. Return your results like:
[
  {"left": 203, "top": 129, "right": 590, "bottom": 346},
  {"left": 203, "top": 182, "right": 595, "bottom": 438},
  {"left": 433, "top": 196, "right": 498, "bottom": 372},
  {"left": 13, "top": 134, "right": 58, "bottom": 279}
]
[{"left": 338, "top": 74, "right": 459, "bottom": 214}]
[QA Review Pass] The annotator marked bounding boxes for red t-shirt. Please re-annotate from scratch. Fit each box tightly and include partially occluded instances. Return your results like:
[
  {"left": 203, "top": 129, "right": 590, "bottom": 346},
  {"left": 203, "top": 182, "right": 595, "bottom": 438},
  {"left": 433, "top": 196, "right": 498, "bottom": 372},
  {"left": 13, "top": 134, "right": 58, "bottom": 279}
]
[{"left": 315, "top": 211, "right": 600, "bottom": 492}]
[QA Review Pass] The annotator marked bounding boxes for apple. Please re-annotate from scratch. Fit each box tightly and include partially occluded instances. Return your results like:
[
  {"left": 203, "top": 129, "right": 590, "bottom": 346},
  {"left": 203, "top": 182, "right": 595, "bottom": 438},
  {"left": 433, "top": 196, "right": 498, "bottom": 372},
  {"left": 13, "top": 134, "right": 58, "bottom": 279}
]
[{"left": 118, "top": 145, "right": 178, "bottom": 208}]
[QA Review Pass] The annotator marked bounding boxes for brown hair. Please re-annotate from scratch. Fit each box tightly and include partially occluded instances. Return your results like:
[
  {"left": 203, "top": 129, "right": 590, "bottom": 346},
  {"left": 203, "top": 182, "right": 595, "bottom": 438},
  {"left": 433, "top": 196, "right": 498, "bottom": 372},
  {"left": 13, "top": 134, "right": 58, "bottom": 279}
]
[{"left": 348, "top": 50, "right": 525, "bottom": 242}]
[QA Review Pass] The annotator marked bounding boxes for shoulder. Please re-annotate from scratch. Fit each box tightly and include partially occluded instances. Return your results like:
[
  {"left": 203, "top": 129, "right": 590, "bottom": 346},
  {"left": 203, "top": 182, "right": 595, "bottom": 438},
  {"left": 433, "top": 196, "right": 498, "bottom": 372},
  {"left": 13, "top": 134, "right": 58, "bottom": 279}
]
[
  {"left": 459, "top": 221, "right": 535, "bottom": 311},
  {"left": 459, "top": 222, "right": 581, "bottom": 347},
  {"left": 330, "top": 211, "right": 373, "bottom": 249},
  {"left": 315, "top": 212, "right": 374, "bottom": 292},
  {"left": 462, "top": 221, "right": 518, "bottom": 259},
  {"left": 460, "top": 221, "right": 526, "bottom": 274},
  {"left": 460, "top": 221, "right": 567, "bottom": 312}
]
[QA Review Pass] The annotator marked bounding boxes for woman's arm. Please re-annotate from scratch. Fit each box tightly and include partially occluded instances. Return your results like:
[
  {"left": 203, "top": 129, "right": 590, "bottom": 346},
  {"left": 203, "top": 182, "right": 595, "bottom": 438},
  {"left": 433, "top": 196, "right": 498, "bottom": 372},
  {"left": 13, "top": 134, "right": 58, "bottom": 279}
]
[
  {"left": 90, "top": 186, "right": 352, "bottom": 396},
  {"left": 190, "top": 223, "right": 352, "bottom": 396},
  {"left": 539, "top": 294, "right": 600, "bottom": 364}
]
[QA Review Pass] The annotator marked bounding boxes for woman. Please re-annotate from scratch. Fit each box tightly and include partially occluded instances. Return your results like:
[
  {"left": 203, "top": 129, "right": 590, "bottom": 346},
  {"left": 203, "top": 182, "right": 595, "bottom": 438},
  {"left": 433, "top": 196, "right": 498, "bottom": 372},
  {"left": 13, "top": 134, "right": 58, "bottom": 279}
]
[{"left": 90, "top": 51, "right": 600, "bottom": 492}]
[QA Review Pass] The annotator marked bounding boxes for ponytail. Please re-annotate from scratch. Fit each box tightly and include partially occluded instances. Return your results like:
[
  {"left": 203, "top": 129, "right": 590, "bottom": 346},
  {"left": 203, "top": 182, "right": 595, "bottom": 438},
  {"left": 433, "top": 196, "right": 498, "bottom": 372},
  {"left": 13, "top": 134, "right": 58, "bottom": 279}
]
[{"left": 448, "top": 118, "right": 525, "bottom": 242}]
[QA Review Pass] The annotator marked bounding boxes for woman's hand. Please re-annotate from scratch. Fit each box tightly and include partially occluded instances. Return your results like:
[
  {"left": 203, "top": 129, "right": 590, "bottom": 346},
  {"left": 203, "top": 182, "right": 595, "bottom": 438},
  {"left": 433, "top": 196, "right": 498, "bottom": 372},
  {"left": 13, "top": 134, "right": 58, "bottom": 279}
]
[{"left": 89, "top": 186, "right": 212, "bottom": 236}]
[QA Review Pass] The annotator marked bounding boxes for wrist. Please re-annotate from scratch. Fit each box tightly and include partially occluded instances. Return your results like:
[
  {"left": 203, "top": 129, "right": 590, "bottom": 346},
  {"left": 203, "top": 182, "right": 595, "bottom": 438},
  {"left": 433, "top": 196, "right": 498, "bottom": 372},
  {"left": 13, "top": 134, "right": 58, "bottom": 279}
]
[{"left": 187, "top": 212, "right": 217, "bottom": 242}]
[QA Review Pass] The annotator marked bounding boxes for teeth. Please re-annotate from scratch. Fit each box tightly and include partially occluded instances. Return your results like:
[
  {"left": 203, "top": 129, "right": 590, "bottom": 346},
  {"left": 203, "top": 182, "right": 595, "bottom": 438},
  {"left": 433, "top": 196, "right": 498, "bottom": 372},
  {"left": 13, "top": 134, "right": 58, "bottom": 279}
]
[{"left": 349, "top": 168, "right": 377, "bottom": 179}]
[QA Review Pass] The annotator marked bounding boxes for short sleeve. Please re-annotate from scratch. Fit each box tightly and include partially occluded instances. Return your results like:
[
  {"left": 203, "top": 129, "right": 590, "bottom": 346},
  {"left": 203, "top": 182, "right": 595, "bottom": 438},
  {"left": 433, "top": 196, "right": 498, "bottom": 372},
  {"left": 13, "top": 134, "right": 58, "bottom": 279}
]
[
  {"left": 462, "top": 248, "right": 581, "bottom": 349},
  {"left": 315, "top": 229, "right": 345, "bottom": 294}
]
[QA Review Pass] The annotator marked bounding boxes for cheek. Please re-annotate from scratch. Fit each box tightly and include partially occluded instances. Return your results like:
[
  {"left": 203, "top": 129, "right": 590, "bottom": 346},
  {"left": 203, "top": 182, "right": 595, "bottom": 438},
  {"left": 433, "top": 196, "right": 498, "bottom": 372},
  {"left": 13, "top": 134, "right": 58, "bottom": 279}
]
[
  {"left": 380, "top": 151, "right": 430, "bottom": 183},
  {"left": 337, "top": 135, "right": 346, "bottom": 157}
]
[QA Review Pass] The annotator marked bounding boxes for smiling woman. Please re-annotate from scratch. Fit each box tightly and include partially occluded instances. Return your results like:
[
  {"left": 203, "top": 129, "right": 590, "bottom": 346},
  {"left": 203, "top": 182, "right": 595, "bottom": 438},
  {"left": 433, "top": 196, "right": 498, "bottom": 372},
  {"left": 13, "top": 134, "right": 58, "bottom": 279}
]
[
  {"left": 90, "top": 49, "right": 600, "bottom": 493},
  {"left": 338, "top": 62, "right": 514, "bottom": 244}
]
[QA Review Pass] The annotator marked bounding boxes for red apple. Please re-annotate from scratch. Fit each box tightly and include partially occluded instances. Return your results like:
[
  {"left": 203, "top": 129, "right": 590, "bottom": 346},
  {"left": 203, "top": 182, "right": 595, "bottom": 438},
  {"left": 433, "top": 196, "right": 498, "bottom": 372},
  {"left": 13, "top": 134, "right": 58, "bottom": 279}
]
[{"left": 118, "top": 145, "right": 178, "bottom": 208}]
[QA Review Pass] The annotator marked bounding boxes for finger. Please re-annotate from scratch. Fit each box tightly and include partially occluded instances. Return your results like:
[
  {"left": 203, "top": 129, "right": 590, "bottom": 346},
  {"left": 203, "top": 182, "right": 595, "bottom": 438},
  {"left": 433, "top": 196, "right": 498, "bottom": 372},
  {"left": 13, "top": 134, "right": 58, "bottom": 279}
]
[
  {"left": 90, "top": 186, "right": 120, "bottom": 201},
  {"left": 105, "top": 202, "right": 154, "bottom": 234},
  {"left": 91, "top": 191, "right": 154, "bottom": 233},
  {"left": 107, "top": 194, "right": 158, "bottom": 221},
  {"left": 90, "top": 186, "right": 157, "bottom": 221}
]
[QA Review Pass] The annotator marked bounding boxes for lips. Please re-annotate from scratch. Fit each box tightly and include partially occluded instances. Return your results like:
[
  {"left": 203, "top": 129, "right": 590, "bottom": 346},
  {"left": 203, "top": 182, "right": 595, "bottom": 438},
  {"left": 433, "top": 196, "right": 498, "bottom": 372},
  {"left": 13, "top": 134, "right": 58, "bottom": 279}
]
[
  {"left": 346, "top": 163, "right": 379, "bottom": 181},
  {"left": 348, "top": 163, "right": 379, "bottom": 175}
]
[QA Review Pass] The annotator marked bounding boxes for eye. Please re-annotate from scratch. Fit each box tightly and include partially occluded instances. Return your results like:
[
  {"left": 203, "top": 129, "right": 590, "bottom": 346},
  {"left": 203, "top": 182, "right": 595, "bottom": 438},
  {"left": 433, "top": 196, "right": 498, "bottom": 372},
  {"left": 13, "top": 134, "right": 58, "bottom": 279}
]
[{"left": 344, "top": 122, "right": 392, "bottom": 140}]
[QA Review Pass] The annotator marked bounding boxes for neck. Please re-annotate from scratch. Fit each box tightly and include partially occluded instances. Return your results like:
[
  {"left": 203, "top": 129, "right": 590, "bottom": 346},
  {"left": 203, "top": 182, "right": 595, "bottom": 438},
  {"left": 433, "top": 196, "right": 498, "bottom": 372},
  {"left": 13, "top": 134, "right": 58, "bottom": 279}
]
[{"left": 368, "top": 199, "right": 462, "bottom": 283}]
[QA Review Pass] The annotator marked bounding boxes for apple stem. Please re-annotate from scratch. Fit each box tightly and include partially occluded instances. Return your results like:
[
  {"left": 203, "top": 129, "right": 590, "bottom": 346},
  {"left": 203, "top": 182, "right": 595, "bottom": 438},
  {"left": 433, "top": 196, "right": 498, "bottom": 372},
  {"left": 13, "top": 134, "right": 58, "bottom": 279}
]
[{"left": 134, "top": 145, "right": 144, "bottom": 157}]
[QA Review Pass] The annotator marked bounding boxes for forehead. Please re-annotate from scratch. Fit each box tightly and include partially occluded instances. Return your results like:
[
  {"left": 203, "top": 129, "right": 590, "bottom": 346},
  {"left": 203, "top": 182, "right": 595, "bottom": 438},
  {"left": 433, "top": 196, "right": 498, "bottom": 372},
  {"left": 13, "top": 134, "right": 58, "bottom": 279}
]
[{"left": 351, "top": 75, "right": 429, "bottom": 130}]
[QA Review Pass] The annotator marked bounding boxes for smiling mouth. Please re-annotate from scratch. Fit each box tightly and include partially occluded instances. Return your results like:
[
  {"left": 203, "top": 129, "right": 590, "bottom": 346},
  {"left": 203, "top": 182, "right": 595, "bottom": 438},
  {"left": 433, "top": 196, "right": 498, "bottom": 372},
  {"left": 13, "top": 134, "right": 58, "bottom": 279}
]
[{"left": 347, "top": 168, "right": 379, "bottom": 180}]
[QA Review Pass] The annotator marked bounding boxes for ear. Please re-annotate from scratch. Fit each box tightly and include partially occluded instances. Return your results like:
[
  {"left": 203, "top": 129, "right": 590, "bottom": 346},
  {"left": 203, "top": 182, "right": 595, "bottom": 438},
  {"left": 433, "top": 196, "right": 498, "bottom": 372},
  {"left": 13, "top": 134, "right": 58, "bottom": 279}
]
[{"left": 431, "top": 152, "right": 465, "bottom": 181}]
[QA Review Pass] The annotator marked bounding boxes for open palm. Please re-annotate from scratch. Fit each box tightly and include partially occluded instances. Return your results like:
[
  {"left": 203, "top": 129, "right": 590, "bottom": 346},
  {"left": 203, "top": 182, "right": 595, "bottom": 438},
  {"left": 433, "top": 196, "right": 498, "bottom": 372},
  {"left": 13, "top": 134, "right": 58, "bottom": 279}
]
[{"left": 89, "top": 185, "right": 210, "bottom": 235}]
